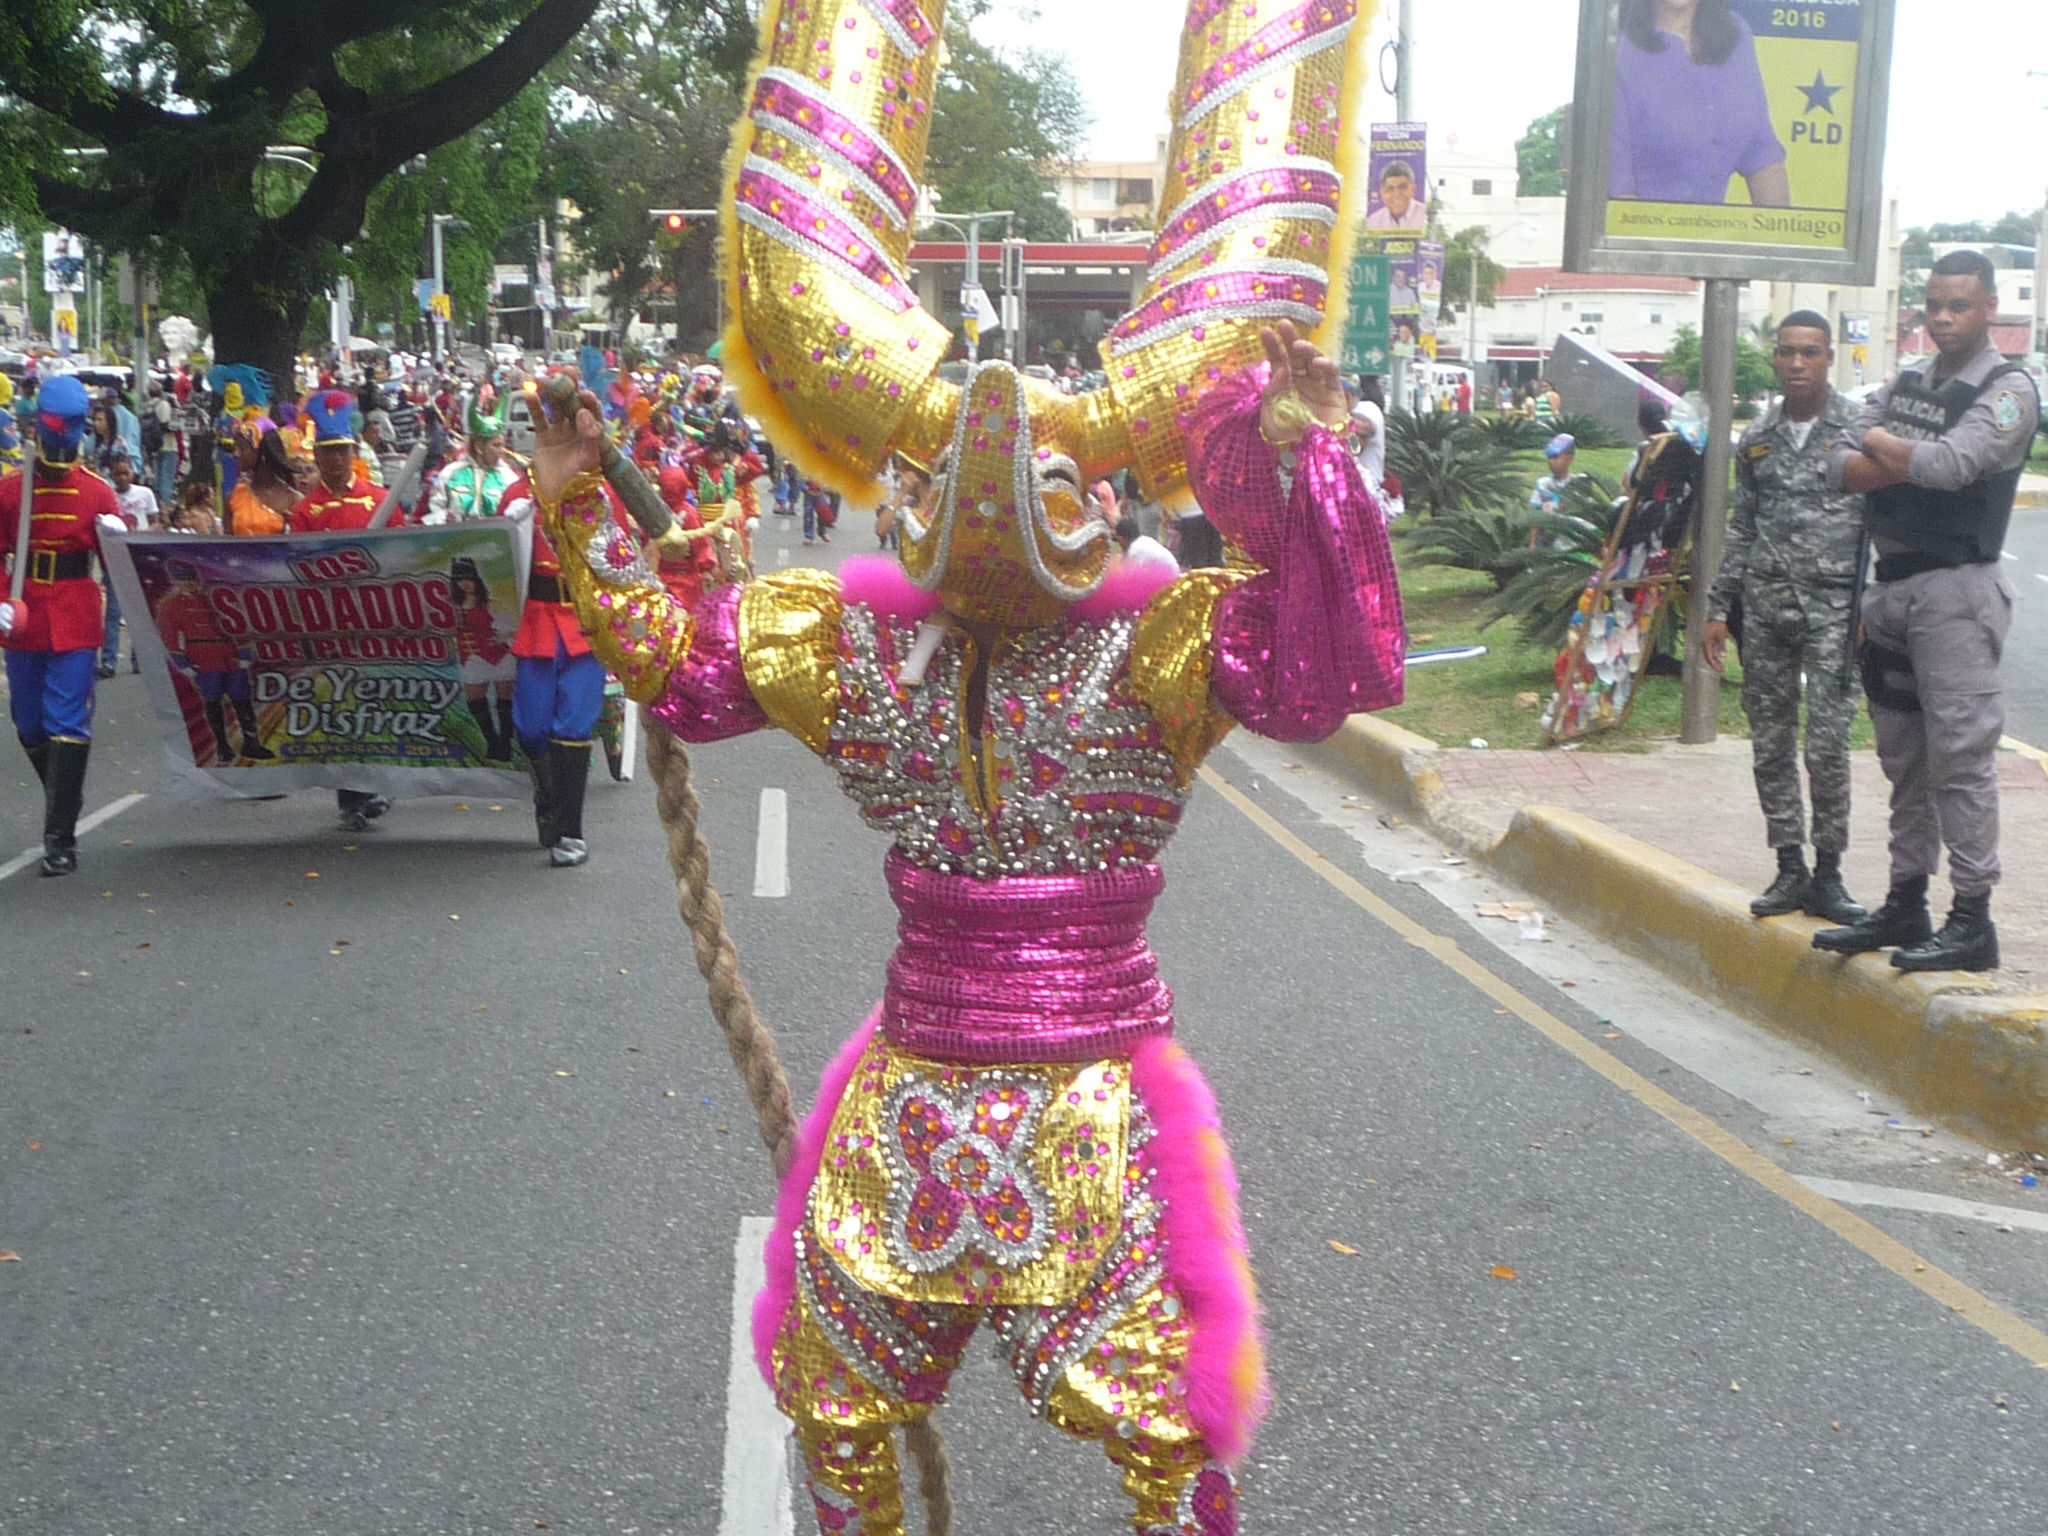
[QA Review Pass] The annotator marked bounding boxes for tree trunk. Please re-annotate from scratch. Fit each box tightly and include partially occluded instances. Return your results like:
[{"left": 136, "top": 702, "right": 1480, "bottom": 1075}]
[{"left": 205, "top": 269, "right": 312, "bottom": 396}]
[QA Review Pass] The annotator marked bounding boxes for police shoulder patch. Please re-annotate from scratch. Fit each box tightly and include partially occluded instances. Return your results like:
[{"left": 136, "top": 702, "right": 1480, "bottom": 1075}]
[{"left": 1992, "top": 390, "right": 2025, "bottom": 432}]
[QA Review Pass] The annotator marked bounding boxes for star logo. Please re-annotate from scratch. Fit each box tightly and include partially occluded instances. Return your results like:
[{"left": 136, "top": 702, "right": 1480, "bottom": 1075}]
[{"left": 1798, "top": 70, "right": 1841, "bottom": 114}]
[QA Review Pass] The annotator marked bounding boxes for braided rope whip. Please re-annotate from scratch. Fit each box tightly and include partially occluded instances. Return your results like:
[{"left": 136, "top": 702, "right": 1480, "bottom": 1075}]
[{"left": 639, "top": 710, "right": 954, "bottom": 1535}]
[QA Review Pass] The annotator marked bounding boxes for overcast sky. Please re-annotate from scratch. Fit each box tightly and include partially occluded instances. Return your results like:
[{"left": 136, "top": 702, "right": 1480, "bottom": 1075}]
[{"left": 977, "top": 0, "right": 2048, "bottom": 232}]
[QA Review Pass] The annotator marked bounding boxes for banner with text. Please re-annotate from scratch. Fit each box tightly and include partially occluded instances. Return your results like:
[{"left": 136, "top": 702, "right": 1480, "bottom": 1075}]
[{"left": 104, "top": 523, "right": 535, "bottom": 799}]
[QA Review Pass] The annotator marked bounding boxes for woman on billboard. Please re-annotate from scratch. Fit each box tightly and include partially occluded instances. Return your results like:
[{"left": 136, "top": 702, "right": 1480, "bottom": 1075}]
[{"left": 1609, "top": 0, "right": 1789, "bottom": 207}]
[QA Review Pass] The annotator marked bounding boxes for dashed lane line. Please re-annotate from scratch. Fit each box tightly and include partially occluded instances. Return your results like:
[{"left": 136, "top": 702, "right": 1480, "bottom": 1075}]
[
  {"left": 0, "top": 792, "right": 147, "bottom": 884},
  {"left": 720, "top": 1216, "right": 795, "bottom": 1536}
]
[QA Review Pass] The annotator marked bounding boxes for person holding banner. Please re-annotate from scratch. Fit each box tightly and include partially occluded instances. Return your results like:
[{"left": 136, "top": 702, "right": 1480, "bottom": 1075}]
[
  {"left": 292, "top": 390, "right": 393, "bottom": 830},
  {"left": 0, "top": 375, "right": 125, "bottom": 876}
]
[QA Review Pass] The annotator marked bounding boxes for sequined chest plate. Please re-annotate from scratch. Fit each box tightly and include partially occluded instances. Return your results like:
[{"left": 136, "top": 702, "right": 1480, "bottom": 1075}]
[
  {"left": 827, "top": 607, "right": 1191, "bottom": 875},
  {"left": 811, "top": 1043, "right": 1133, "bottom": 1306}
]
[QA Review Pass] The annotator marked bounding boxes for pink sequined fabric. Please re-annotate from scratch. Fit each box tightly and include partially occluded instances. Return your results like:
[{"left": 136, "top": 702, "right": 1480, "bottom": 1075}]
[
  {"left": 1187, "top": 365, "right": 1406, "bottom": 740},
  {"left": 646, "top": 584, "right": 771, "bottom": 742},
  {"left": 880, "top": 847, "right": 1174, "bottom": 1064}
]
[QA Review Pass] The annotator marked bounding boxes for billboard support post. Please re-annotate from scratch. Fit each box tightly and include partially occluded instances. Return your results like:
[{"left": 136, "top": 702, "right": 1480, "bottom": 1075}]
[{"left": 1680, "top": 277, "right": 1739, "bottom": 744}]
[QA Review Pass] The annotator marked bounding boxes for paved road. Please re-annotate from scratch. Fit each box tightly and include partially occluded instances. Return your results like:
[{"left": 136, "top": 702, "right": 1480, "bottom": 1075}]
[
  {"left": 2001, "top": 506, "right": 2048, "bottom": 751},
  {"left": 7, "top": 509, "right": 2048, "bottom": 1534}
]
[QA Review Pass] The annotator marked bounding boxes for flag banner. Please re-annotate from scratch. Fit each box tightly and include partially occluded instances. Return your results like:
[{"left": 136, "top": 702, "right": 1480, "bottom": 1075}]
[{"left": 103, "top": 522, "right": 535, "bottom": 800}]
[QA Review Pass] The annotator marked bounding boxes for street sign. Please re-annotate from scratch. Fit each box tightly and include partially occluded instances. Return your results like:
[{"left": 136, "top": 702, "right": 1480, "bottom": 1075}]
[{"left": 1340, "top": 253, "right": 1390, "bottom": 376}]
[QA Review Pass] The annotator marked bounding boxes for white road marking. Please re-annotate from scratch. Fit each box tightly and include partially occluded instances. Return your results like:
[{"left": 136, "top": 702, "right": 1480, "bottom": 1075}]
[
  {"left": 720, "top": 1216, "right": 795, "bottom": 1536},
  {"left": 0, "top": 792, "right": 147, "bottom": 884},
  {"left": 753, "top": 788, "right": 790, "bottom": 899},
  {"left": 776, "top": 547, "right": 791, "bottom": 565},
  {"left": 2035, "top": 572, "right": 2048, "bottom": 583},
  {"left": 1799, "top": 1177, "right": 2048, "bottom": 1236}
]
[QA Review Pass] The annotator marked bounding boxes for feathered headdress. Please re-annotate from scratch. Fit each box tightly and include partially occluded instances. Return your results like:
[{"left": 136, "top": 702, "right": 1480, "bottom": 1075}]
[{"left": 211, "top": 363, "right": 273, "bottom": 419}]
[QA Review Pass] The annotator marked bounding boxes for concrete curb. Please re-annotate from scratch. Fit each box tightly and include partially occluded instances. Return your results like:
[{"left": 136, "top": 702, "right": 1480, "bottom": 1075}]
[{"left": 1304, "top": 716, "right": 2048, "bottom": 1150}]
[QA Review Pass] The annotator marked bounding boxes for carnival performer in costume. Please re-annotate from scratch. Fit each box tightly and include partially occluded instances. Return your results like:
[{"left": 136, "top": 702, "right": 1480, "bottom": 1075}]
[
  {"left": 529, "top": 2, "right": 1397, "bottom": 1530},
  {"left": 0, "top": 375, "right": 126, "bottom": 875},
  {"left": 0, "top": 374, "right": 21, "bottom": 471},
  {"left": 426, "top": 398, "right": 521, "bottom": 524}
]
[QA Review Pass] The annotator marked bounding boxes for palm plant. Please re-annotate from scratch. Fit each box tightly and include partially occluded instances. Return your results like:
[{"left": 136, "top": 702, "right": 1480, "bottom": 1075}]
[
  {"left": 1484, "top": 475, "right": 1622, "bottom": 647},
  {"left": 1400, "top": 504, "right": 1545, "bottom": 591},
  {"left": 1546, "top": 412, "right": 1626, "bottom": 450},
  {"left": 1386, "top": 409, "right": 1525, "bottom": 517},
  {"left": 1467, "top": 413, "right": 1550, "bottom": 453}
]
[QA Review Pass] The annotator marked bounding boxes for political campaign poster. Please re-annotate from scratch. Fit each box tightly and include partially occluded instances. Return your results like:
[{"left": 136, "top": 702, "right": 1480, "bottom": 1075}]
[
  {"left": 1363, "top": 123, "right": 1428, "bottom": 233},
  {"left": 1340, "top": 253, "right": 1391, "bottom": 376},
  {"left": 102, "top": 522, "right": 535, "bottom": 800},
  {"left": 1368, "top": 236, "right": 1427, "bottom": 358},
  {"left": 1416, "top": 240, "right": 1444, "bottom": 357},
  {"left": 1564, "top": 0, "right": 1893, "bottom": 283},
  {"left": 41, "top": 231, "right": 87, "bottom": 294}
]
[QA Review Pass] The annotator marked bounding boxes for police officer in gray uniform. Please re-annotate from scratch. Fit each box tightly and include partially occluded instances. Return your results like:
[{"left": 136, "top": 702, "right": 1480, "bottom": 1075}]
[
  {"left": 1814, "top": 250, "right": 2040, "bottom": 971},
  {"left": 1704, "top": 311, "right": 1866, "bottom": 923}
]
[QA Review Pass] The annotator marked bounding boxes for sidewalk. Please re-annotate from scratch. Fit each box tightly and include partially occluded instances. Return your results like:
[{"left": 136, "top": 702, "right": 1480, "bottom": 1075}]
[{"left": 1304, "top": 718, "right": 2048, "bottom": 1152}]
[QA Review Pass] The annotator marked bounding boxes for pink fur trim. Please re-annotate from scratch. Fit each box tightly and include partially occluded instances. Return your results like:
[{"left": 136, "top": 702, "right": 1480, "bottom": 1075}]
[
  {"left": 836, "top": 554, "right": 943, "bottom": 622},
  {"left": 752, "top": 1011, "right": 882, "bottom": 1384},
  {"left": 1071, "top": 558, "right": 1180, "bottom": 622},
  {"left": 1131, "top": 1035, "right": 1271, "bottom": 1467}
]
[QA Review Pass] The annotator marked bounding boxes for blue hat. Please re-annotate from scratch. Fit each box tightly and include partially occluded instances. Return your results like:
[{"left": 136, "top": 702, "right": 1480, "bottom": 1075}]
[
  {"left": 35, "top": 374, "right": 89, "bottom": 454},
  {"left": 306, "top": 389, "right": 356, "bottom": 445},
  {"left": 1544, "top": 433, "right": 1576, "bottom": 458}
]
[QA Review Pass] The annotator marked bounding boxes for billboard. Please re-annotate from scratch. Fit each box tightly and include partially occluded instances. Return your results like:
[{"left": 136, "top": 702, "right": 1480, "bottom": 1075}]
[
  {"left": 1363, "top": 123, "right": 1428, "bottom": 233},
  {"left": 42, "top": 231, "right": 87, "bottom": 294},
  {"left": 102, "top": 523, "right": 534, "bottom": 799},
  {"left": 1564, "top": 0, "right": 1894, "bottom": 283}
]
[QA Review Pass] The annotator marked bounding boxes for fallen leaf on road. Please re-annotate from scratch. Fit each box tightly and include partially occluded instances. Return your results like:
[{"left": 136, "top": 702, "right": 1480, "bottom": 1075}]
[
  {"left": 343, "top": 844, "right": 359, "bottom": 852},
  {"left": 1328, "top": 1241, "right": 1360, "bottom": 1255},
  {"left": 554, "top": 1070, "right": 574, "bottom": 1077},
  {"left": 121, "top": 839, "right": 132, "bottom": 846},
  {"left": 449, "top": 914, "right": 460, "bottom": 921},
  {"left": 475, "top": 1005, "right": 487, "bottom": 1013},
  {"left": 335, "top": 940, "right": 350, "bottom": 948},
  {"left": 1604, "top": 1032, "right": 1622, "bottom": 1040},
  {"left": 489, "top": 804, "right": 504, "bottom": 812},
  {"left": 1560, "top": 981, "right": 1576, "bottom": 988},
  {"left": 284, "top": 898, "right": 295, "bottom": 906},
  {"left": 330, "top": 950, "right": 343, "bottom": 957},
  {"left": 1730, "top": 1382, "right": 1741, "bottom": 1392},
  {"left": 663, "top": 1090, "right": 676, "bottom": 1098},
  {"left": 1489, "top": 1265, "right": 1518, "bottom": 1281},
  {"left": 452, "top": 802, "right": 470, "bottom": 811},
  {"left": 27, "top": 1143, "right": 42, "bottom": 1151},
  {"left": 101, "top": 891, "right": 112, "bottom": 899},
  {"left": 305, "top": 871, "right": 319, "bottom": 879},
  {"left": 0, "top": 1251, "right": 19, "bottom": 1263},
  {"left": 136, "top": 943, "right": 149, "bottom": 951},
  {"left": 1780, "top": 1137, "right": 1796, "bottom": 1146}
]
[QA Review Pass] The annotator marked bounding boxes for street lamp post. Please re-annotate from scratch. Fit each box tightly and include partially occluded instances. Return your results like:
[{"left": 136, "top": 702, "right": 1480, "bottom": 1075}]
[
  {"left": 922, "top": 209, "right": 1013, "bottom": 361},
  {"left": 430, "top": 213, "right": 468, "bottom": 367}
]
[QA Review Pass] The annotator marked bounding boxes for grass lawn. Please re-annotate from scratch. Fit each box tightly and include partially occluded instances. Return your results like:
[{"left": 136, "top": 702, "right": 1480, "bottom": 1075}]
[{"left": 1385, "top": 539, "right": 1875, "bottom": 755}]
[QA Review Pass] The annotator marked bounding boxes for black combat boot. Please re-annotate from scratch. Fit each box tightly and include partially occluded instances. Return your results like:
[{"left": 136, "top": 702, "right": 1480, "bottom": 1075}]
[
  {"left": 493, "top": 697, "right": 517, "bottom": 764},
  {"left": 526, "top": 741, "right": 559, "bottom": 849},
  {"left": 548, "top": 741, "right": 591, "bottom": 867},
  {"left": 1890, "top": 893, "right": 1999, "bottom": 973},
  {"left": 1802, "top": 848, "right": 1866, "bottom": 925},
  {"left": 467, "top": 695, "right": 499, "bottom": 761},
  {"left": 23, "top": 738, "right": 50, "bottom": 787},
  {"left": 1812, "top": 876, "right": 1933, "bottom": 954},
  {"left": 231, "top": 698, "right": 276, "bottom": 760},
  {"left": 1750, "top": 845, "right": 1810, "bottom": 917},
  {"left": 39, "top": 738, "right": 90, "bottom": 876},
  {"left": 203, "top": 700, "right": 239, "bottom": 763}
]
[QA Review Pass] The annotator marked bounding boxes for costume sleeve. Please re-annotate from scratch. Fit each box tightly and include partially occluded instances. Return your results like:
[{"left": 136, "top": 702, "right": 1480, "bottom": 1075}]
[
  {"left": 536, "top": 473, "right": 844, "bottom": 749},
  {"left": 1181, "top": 364, "right": 1406, "bottom": 741}
]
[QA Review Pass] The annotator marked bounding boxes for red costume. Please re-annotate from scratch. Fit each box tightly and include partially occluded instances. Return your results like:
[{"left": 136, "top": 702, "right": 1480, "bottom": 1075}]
[
  {"left": 290, "top": 475, "right": 383, "bottom": 533},
  {"left": 506, "top": 475, "right": 636, "bottom": 660},
  {"left": 0, "top": 462, "right": 119, "bottom": 654},
  {"left": 155, "top": 589, "right": 239, "bottom": 673}
]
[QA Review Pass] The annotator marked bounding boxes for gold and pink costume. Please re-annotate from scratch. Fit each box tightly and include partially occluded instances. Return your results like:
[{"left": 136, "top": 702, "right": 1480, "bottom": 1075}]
[{"left": 535, "top": 0, "right": 1401, "bottom": 1531}]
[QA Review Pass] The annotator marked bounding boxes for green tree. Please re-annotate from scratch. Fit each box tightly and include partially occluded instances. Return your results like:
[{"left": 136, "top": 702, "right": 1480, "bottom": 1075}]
[
  {"left": 1438, "top": 226, "right": 1505, "bottom": 322},
  {"left": 1515, "top": 106, "right": 1568, "bottom": 197},
  {"left": 1, "top": 0, "right": 604, "bottom": 382},
  {"left": 1662, "top": 323, "right": 1776, "bottom": 401},
  {"left": 924, "top": 18, "right": 1090, "bottom": 240}
]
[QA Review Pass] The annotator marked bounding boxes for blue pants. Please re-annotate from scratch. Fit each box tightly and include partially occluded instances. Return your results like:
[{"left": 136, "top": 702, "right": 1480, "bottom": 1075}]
[
  {"left": 100, "top": 574, "right": 123, "bottom": 670},
  {"left": 154, "top": 448, "right": 178, "bottom": 506},
  {"left": 7, "top": 648, "right": 98, "bottom": 744},
  {"left": 513, "top": 642, "right": 606, "bottom": 753}
]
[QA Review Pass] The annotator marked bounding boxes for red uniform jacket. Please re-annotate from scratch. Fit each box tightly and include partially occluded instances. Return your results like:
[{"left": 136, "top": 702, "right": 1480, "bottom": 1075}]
[
  {"left": 290, "top": 474, "right": 383, "bottom": 533},
  {"left": 0, "top": 463, "right": 119, "bottom": 653},
  {"left": 506, "top": 475, "right": 638, "bottom": 660},
  {"left": 156, "top": 587, "right": 241, "bottom": 673}
]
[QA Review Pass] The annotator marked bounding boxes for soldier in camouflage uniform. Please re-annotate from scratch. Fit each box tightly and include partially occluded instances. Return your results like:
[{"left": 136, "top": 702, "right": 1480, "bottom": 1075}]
[{"left": 1704, "top": 312, "right": 1866, "bottom": 922}]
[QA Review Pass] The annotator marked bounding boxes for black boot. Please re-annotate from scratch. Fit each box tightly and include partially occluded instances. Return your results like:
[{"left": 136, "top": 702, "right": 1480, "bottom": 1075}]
[
  {"left": 1813, "top": 876, "right": 1933, "bottom": 954},
  {"left": 548, "top": 741, "right": 591, "bottom": 866},
  {"left": 467, "top": 695, "right": 499, "bottom": 762},
  {"left": 1891, "top": 893, "right": 1999, "bottom": 973},
  {"left": 1750, "top": 845, "right": 1810, "bottom": 917},
  {"left": 22, "top": 738, "right": 50, "bottom": 788},
  {"left": 526, "top": 741, "right": 559, "bottom": 849},
  {"left": 231, "top": 698, "right": 277, "bottom": 760},
  {"left": 493, "top": 697, "right": 517, "bottom": 764},
  {"left": 203, "top": 700, "right": 239, "bottom": 764},
  {"left": 39, "top": 738, "right": 89, "bottom": 876},
  {"left": 1802, "top": 849, "right": 1866, "bottom": 924}
]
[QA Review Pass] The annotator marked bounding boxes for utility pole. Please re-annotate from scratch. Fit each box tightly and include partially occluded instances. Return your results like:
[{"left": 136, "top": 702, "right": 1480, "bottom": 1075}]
[
  {"left": 429, "top": 213, "right": 468, "bottom": 366},
  {"left": 1679, "top": 279, "right": 1739, "bottom": 742}
]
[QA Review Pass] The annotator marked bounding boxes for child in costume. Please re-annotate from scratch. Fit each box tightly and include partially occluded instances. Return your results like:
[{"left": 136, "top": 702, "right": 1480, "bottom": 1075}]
[{"left": 532, "top": 0, "right": 1398, "bottom": 1529}]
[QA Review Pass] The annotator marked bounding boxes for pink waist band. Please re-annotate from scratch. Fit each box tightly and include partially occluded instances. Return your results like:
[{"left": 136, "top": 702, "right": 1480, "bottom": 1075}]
[{"left": 880, "top": 848, "right": 1174, "bottom": 1063}]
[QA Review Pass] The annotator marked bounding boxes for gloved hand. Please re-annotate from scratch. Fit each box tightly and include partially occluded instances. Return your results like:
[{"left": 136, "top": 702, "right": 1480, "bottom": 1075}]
[
  {"left": 98, "top": 513, "right": 129, "bottom": 536},
  {"left": 0, "top": 600, "right": 16, "bottom": 636}
]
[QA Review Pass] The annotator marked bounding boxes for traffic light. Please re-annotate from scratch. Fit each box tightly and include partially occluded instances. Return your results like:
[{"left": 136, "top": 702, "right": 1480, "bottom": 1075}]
[{"left": 662, "top": 213, "right": 686, "bottom": 233}]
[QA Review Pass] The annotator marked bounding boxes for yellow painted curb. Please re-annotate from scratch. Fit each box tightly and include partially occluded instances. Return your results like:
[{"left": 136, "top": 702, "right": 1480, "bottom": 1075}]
[
  {"left": 1491, "top": 806, "right": 2048, "bottom": 1151},
  {"left": 1298, "top": 716, "right": 2048, "bottom": 1149}
]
